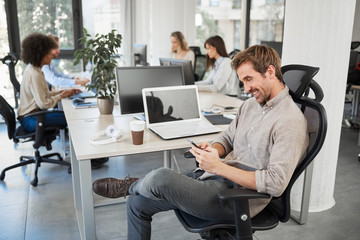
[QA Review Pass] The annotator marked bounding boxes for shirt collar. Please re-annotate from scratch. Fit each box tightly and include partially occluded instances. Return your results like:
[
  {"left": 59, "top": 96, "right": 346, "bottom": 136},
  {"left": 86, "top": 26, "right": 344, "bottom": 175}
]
[{"left": 262, "top": 85, "right": 289, "bottom": 109}]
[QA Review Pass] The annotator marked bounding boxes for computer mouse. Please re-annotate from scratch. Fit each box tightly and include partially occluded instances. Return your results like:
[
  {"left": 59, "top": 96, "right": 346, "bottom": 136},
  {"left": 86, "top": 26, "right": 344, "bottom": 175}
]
[
  {"left": 72, "top": 97, "right": 84, "bottom": 104},
  {"left": 184, "top": 150, "right": 195, "bottom": 158}
]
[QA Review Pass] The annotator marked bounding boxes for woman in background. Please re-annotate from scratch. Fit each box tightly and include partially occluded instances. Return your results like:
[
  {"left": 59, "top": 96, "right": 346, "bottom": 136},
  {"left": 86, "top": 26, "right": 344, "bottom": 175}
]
[
  {"left": 170, "top": 31, "right": 195, "bottom": 67},
  {"left": 195, "top": 35, "right": 239, "bottom": 96},
  {"left": 17, "top": 33, "right": 79, "bottom": 132}
]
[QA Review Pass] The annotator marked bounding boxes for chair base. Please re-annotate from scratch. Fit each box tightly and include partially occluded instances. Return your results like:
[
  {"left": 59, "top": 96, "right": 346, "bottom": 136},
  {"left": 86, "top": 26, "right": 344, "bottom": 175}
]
[{"left": 0, "top": 149, "right": 71, "bottom": 186}]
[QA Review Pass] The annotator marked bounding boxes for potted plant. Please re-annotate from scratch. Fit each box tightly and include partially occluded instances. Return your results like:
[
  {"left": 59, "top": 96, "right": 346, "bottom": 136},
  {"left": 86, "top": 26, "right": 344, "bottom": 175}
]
[{"left": 73, "top": 28, "right": 122, "bottom": 114}]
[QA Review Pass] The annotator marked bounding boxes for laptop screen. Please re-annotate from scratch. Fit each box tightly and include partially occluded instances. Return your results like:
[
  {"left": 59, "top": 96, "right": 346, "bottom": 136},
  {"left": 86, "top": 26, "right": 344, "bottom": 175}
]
[{"left": 143, "top": 86, "right": 201, "bottom": 124}]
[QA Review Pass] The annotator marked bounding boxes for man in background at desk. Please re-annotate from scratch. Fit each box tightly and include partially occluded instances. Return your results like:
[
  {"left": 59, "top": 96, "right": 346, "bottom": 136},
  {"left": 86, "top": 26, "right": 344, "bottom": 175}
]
[
  {"left": 42, "top": 35, "right": 90, "bottom": 88},
  {"left": 92, "top": 45, "right": 309, "bottom": 239}
]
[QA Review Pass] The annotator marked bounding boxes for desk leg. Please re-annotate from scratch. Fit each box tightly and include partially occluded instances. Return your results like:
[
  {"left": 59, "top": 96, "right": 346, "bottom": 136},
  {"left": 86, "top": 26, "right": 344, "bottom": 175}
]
[
  {"left": 352, "top": 88, "right": 360, "bottom": 116},
  {"left": 163, "top": 150, "right": 172, "bottom": 168},
  {"left": 70, "top": 139, "right": 96, "bottom": 240},
  {"left": 60, "top": 129, "right": 67, "bottom": 158}
]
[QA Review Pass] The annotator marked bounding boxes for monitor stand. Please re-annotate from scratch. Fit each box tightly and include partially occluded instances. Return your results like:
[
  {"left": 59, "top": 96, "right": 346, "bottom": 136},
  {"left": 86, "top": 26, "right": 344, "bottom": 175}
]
[{"left": 132, "top": 113, "right": 145, "bottom": 121}]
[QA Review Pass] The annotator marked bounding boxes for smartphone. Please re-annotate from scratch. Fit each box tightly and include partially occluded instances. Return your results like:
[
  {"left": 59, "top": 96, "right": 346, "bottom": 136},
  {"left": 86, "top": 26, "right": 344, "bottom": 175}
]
[{"left": 186, "top": 138, "right": 201, "bottom": 149}]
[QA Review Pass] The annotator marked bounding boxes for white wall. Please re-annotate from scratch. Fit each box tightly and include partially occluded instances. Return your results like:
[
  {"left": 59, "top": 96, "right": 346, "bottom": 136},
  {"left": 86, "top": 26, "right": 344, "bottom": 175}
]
[
  {"left": 282, "top": 0, "right": 356, "bottom": 212},
  {"left": 134, "top": 0, "right": 196, "bottom": 66}
]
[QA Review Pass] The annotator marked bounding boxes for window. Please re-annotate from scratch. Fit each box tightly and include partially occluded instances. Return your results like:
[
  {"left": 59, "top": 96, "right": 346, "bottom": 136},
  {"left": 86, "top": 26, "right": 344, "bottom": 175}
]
[
  {"left": 0, "top": 1, "right": 13, "bottom": 106},
  {"left": 233, "top": 0, "right": 242, "bottom": 9},
  {"left": 17, "top": 0, "right": 74, "bottom": 50},
  {"left": 82, "top": 0, "right": 125, "bottom": 66},
  {"left": 209, "top": 0, "right": 220, "bottom": 7},
  {"left": 196, "top": 0, "right": 242, "bottom": 54},
  {"left": 249, "top": 0, "right": 285, "bottom": 46}
]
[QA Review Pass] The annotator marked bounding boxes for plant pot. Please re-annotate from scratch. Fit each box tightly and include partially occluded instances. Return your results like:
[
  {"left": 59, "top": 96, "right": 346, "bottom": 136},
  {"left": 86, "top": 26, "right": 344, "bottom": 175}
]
[{"left": 97, "top": 97, "right": 114, "bottom": 114}]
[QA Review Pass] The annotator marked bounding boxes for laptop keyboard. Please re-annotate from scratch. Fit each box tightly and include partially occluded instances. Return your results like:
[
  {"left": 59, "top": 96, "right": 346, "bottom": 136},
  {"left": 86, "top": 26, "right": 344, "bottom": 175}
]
[{"left": 151, "top": 121, "right": 221, "bottom": 139}]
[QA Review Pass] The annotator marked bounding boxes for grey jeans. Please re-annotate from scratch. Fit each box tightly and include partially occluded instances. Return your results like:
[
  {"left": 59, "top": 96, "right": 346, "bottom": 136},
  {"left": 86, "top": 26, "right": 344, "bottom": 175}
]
[{"left": 127, "top": 167, "right": 236, "bottom": 240}]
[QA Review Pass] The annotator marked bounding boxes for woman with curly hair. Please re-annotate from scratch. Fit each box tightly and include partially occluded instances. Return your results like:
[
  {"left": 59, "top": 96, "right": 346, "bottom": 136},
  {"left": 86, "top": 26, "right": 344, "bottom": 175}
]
[
  {"left": 195, "top": 35, "right": 239, "bottom": 96},
  {"left": 170, "top": 31, "right": 195, "bottom": 67},
  {"left": 17, "top": 33, "right": 80, "bottom": 132}
]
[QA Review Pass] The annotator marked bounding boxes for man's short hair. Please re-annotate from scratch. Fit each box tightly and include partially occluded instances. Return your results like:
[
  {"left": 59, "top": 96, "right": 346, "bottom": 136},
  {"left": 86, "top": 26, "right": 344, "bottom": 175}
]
[
  {"left": 231, "top": 44, "right": 284, "bottom": 83},
  {"left": 20, "top": 33, "right": 57, "bottom": 67}
]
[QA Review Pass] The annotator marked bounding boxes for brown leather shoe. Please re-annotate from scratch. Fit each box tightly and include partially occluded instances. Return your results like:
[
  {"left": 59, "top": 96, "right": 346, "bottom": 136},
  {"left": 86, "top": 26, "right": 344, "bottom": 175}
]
[{"left": 92, "top": 175, "right": 139, "bottom": 199}]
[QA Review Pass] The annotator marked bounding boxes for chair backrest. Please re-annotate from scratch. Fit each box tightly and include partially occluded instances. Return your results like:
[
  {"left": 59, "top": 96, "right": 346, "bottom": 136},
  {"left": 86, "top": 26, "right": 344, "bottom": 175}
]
[
  {"left": 1, "top": 52, "right": 20, "bottom": 93},
  {"left": 281, "top": 64, "right": 320, "bottom": 100},
  {"left": 0, "top": 95, "right": 17, "bottom": 140},
  {"left": 229, "top": 49, "right": 241, "bottom": 59},
  {"left": 268, "top": 77, "right": 327, "bottom": 222},
  {"left": 194, "top": 55, "right": 207, "bottom": 81},
  {"left": 189, "top": 46, "right": 202, "bottom": 56}
]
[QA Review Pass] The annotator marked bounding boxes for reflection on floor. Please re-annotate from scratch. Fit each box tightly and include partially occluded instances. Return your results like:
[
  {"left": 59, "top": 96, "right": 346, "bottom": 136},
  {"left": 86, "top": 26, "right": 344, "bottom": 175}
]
[{"left": 0, "top": 121, "right": 359, "bottom": 240}]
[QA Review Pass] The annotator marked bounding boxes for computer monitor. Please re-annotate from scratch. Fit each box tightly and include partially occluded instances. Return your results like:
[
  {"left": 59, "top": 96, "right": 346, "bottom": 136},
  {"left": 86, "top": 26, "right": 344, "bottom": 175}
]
[
  {"left": 134, "top": 43, "right": 147, "bottom": 66},
  {"left": 115, "top": 65, "right": 185, "bottom": 115},
  {"left": 159, "top": 58, "right": 195, "bottom": 85}
]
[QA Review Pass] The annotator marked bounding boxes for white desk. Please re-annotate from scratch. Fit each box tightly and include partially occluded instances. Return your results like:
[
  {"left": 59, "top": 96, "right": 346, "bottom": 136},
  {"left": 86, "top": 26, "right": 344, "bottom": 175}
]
[{"left": 64, "top": 92, "right": 242, "bottom": 240}]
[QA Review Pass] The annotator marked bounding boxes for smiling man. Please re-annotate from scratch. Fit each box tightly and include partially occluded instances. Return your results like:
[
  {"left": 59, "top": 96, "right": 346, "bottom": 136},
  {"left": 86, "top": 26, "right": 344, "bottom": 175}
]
[{"left": 92, "top": 44, "right": 309, "bottom": 240}]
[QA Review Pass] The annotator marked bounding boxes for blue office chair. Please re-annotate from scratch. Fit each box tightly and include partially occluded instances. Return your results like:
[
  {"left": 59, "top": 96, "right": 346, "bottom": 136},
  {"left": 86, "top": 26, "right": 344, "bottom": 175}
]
[{"left": 175, "top": 65, "right": 327, "bottom": 240}]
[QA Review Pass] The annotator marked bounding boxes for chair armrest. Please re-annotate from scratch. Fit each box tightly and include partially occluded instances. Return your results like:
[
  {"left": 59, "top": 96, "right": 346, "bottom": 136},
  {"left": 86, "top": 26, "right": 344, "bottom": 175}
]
[
  {"left": 218, "top": 187, "right": 270, "bottom": 202},
  {"left": 23, "top": 109, "right": 64, "bottom": 118}
]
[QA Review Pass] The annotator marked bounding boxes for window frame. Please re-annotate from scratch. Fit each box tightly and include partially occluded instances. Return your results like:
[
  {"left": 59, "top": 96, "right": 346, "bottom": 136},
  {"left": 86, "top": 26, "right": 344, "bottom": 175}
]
[{"left": 4, "top": 0, "right": 83, "bottom": 60}]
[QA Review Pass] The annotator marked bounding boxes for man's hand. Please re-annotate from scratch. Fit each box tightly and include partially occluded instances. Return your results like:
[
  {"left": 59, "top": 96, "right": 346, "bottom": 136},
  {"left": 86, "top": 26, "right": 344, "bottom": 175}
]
[
  {"left": 75, "top": 77, "right": 90, "bottom": 86},
  {"left": 60, "top": 89, "right": 81, "bottom": 98},
  {"left": 190, "top": 145, "right": 225, "bottom": 175}
]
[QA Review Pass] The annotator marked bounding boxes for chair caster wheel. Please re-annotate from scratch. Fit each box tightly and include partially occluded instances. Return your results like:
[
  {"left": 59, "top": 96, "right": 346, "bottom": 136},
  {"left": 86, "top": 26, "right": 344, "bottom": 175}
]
[
  {"left": 31, "top": 179, "right": 38, "bottom": 186},
  {"left": 68, "top": 167, "right": 71, "bottom": 174},
  {"left": 0, "top": 172, "right": 5, "bottom": 181}
]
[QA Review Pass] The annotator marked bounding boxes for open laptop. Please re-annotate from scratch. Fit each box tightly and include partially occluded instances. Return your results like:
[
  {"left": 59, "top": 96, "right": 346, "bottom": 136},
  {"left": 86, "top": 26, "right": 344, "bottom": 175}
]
[
  {"left": 69, "top": 72, "right": 97, "bottom": 99},
  {"left": 142, "top": 85, "right": 222, "bottom": 140}
]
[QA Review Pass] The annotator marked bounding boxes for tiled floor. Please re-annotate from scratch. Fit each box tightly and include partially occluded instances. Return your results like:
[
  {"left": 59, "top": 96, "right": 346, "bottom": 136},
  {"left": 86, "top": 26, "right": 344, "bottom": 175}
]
[{"left": 0, "top": 119, "right": 360, "bottom": 240}]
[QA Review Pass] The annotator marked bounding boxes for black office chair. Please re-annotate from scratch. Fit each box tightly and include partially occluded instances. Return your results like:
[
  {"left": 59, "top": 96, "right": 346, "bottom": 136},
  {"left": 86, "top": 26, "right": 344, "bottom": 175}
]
[
  {"left": 189, "top": 46, "right": 207, "bottom": 81},
  {"left": 229, "top": 49, "right": 241, "bottom": 59},
  {"left": 175, "top": 65, "right": 327, "bottom": 240},
  {"left": 0, "top": 52, "right": 21, "bottom": 108},
  {"left": 0, "top": 95, "right": 71, "bottom": 186}
]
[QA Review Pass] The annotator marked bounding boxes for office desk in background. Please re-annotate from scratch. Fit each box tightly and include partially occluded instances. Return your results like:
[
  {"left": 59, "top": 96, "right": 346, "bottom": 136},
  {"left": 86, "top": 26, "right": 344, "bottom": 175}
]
[{"left": 63, "top": 92, "right": 243, "bottom": 240}]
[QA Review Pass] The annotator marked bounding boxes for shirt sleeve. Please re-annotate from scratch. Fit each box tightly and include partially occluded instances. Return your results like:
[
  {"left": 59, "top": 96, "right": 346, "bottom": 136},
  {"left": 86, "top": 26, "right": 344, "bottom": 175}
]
[
  {"left": 29, "top": 72, "right": 62, "bottom": 109},
  {"left": 42, "top": 64, "right": 75, "bottom": 87},
  {"left": 212, "top": 106, "right": 243, "bottom": 154}
]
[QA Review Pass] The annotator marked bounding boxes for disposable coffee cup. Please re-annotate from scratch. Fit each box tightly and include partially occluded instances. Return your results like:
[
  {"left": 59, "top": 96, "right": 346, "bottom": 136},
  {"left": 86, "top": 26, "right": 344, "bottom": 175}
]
[{"left": 130, "top": 120, "right": 145, "bottom": 145}]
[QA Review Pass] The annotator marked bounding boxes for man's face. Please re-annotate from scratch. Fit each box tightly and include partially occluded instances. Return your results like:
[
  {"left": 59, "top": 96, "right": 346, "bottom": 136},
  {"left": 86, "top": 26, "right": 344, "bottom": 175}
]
[
  {"left": 51, "top": 42, "right": 60, "bottom": 58},
  {"left": 237, "top": 61, "right": 273, "bottom": 104},
  {"left": 43, "top": 51, "right": 53, "bottom": 65}
]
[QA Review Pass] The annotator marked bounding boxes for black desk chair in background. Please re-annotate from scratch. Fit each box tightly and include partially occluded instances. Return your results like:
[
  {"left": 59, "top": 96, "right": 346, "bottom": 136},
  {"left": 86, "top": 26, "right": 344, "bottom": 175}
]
[
  {"left": 175, "top": 65, "right": 327, "bottom": 240},
  {"left": 189, "top": 46, "right": 207, "bottom": 81},
  {"left": 0, "top": 95, "right": 71, "bottom": 186},
  {"left": 0, "top": 53, "right": 21, "bottom": 108}
]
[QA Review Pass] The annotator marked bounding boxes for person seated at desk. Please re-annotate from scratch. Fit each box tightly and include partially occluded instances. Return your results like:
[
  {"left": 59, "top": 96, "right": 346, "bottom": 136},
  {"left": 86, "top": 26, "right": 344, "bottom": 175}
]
[
  {"left": 195, "top": 35, "right": 239, "bottom": 96},
  {"left": 92, "top": 44, "right": 309, "bottom": 240},
  {"left": 42, "top": 35, "right": 90, "bottom": 88},
  {"left": 17, "top": 33, "right": 80, "bottom": 132},
  {"left": 170, "top": 31, "right": 195, "bottom": 67},
  {"left": 18, "top": 33, "right": 107, "bottom": 170}
]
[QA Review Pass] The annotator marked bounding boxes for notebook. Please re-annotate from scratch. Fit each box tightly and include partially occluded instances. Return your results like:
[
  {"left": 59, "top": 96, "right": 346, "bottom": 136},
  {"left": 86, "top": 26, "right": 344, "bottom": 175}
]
[{"left": 142, "top": 85, "right": 222, "bottom": 140}]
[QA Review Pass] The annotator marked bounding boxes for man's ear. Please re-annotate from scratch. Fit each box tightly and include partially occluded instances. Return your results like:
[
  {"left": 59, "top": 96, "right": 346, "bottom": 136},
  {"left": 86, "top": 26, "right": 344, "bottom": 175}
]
[{"left": 267, "top": 65, "right": 276, "bottom": 78}]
